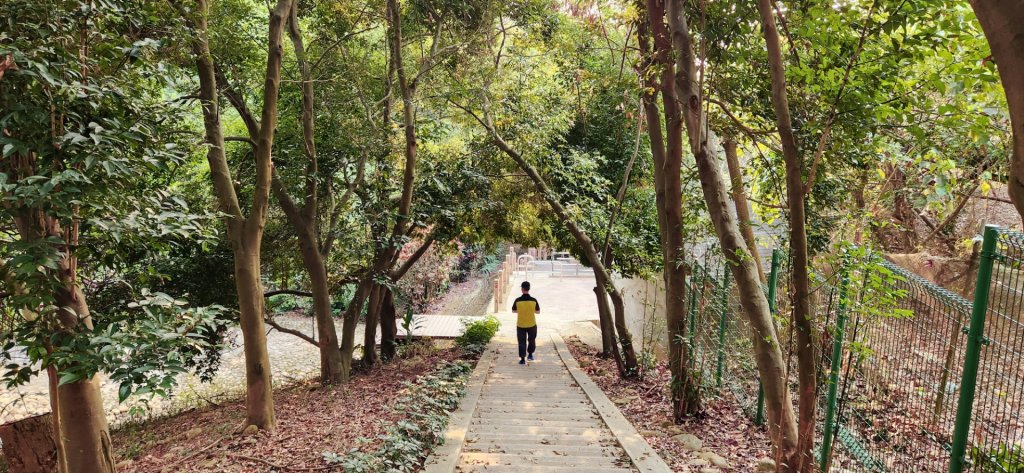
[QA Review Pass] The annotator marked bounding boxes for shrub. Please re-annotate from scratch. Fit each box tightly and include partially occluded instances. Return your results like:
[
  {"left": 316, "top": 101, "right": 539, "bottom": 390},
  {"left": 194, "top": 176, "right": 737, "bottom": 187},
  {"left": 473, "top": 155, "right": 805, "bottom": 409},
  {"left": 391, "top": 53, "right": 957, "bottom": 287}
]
[
  {"left": 323, "top": 361, "right": 473, "bottom": 473},
  {"left": 971, "top": 443, "right": 1024, "bottom": 472},
  {"left": 455, "top": 315, "right": 500, "bottom": 355}
]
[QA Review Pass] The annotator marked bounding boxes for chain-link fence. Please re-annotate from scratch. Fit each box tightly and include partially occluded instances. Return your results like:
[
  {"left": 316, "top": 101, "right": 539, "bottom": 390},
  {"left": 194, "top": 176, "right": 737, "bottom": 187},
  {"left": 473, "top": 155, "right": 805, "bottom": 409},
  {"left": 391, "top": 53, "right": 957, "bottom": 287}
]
[{"left": 685, "top": 224, "right": 1024, "bottom": 473}]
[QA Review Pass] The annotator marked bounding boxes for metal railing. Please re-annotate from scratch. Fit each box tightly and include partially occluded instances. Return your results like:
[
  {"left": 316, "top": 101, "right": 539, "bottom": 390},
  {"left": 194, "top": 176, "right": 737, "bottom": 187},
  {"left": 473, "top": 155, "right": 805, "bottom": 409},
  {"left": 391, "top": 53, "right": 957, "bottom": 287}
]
[{"left": 685, "top": 225, "right": 1024, "bottom": 472}]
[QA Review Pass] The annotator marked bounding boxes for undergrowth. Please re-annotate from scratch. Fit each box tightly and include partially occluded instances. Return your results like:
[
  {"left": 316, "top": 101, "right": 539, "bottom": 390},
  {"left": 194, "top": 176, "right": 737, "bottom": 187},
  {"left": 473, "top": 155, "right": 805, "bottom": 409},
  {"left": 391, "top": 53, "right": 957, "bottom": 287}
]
[{"left": 322, "top": 360, "right": 473, "bottom": 472}]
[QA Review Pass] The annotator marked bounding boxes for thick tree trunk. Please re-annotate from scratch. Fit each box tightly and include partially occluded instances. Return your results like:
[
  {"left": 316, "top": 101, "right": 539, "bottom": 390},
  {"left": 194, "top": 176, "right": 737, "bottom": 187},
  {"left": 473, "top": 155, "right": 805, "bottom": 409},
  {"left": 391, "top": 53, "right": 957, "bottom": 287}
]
[
  {"left": 9, "top": 207, "right": 114, "bottom": 473},
  {"left": 233, "top": 247, "right": 276, "bottom": 430},
  {"left": 0, "top": 413, "right": 58, "bottom": 473},
  {"left": 52, "top": 286, "right": 115, "bottom": 473},
  {"left": 754, "top": 0, "right": 818, "bottom": 468},
  {"left": 724, "top": 139, "right": 766, "bottom": 282},
  {"left": 969, "top": 0, "right": 1024, "bottom": 225}
]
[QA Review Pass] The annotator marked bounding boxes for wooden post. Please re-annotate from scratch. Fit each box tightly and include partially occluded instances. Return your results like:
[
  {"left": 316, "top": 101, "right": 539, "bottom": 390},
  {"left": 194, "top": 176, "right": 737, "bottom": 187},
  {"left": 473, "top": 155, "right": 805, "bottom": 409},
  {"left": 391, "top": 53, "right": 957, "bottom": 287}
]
[{"left": 0, "top": 413, "right": 59, "bottom": 473}]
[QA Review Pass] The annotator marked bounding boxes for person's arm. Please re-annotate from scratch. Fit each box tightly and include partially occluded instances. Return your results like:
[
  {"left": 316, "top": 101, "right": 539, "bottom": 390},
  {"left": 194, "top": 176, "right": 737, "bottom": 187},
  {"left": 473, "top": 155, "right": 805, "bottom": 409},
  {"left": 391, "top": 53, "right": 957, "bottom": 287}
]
[
  {"left": 535, "top": 298, "right": 540, "bottom": 313},
  {"left": 511, "top": 298, "right": 517, "bottom": 312}
]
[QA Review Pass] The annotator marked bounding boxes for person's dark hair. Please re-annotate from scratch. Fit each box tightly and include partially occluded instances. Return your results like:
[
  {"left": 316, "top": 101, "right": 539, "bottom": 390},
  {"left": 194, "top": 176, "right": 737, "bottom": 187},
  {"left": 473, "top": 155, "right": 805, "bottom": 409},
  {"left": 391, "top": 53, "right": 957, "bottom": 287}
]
[{"left": 521, "top": 281, "right": 531, "bottom": 291}]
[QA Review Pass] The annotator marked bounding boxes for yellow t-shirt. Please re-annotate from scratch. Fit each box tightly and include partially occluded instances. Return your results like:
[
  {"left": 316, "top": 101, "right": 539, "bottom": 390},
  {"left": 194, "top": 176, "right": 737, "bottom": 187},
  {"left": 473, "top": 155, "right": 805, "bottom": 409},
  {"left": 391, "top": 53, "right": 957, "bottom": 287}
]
[{"left": 512, "top": 295, "right": 540, "bottom": 328}]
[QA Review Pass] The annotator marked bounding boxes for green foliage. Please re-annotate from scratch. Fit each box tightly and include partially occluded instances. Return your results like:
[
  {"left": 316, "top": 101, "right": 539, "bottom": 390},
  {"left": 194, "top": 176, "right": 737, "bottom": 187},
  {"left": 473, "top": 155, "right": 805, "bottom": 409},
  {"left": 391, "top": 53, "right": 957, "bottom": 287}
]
[
  {"left": 970, "top": 443, "right": 1024, "bottom": 473},
  {"left": 267, "top": 293, "right": 313, "bottom": 315},
  {"left": 0, "top": 0, "right": 225, "bottom": 402},
  {"left": 1, "top": 290, "right": 230, "bottom": 399},
  {"left": 401, "top": 308, "right": 424, "bottom": 339},
  {"left": 323, "top": 361, "right": 473, "bottom": 473},
  {"left": 455, "top": 315, "right": 500, "bottom": 355}
]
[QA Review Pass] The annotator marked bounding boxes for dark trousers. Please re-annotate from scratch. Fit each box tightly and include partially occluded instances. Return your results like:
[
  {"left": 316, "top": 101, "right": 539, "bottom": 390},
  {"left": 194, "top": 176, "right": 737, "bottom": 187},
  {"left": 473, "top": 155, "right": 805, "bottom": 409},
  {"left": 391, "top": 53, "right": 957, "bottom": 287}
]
[{"left": 517, "top": 325, "right": 537, "bottom": 358}]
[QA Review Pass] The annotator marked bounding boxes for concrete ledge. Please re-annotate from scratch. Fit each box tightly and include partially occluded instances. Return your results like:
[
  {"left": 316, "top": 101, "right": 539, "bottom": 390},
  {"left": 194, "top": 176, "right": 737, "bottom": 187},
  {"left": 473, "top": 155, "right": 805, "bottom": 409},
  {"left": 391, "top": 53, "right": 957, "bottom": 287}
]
[
  {"left": 550, "top": 334, "right": 672, "bottom": 473},
  {"left": 422, "top": 344, "right": 497, "bottom": 473}
]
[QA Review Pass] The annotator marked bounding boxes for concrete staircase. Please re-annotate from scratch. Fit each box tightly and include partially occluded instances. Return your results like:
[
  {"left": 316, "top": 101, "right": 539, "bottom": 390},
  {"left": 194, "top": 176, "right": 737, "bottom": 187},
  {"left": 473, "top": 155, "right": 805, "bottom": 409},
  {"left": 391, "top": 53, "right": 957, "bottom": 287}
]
[
  {"left": 425, "top": 335, "right": 670, "bottom": 473},
  {"left": 459, "top": 340, "right": 632, "bottom": 472}
]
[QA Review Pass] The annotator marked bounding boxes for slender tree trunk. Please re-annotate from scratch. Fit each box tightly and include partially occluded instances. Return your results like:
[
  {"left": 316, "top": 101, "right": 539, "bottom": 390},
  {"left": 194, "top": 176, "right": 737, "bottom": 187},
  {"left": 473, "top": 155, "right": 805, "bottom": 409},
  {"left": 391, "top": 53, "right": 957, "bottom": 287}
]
[
  {"left": 296, "top": 230, "right": 344, "bottom": 383},
  {"left": 46, "top": 366, "right": 68, "bottom": 473},
  {"left": 645, "top": 0, "right": 700, "bottom": 419},
  {"left": 269, "top": 1, "right": 345, "bottom": 385},
  {"left": 754, "top": 0, "right": 818, "bottom": 468},
  {"left": 362, "top": 283, "right": 382, "bottom": 367},
  {"left": 485, "top": 128, "right": 639, "bottom": 375},
  {"left": 340, "top": 279, "right": 372, "bottom": 380},
  {"left": 594, "top": 284, "right": 618, "bottom": 359},
  {"left": 969, "top": 0, "right": 1024, "bottom": 225},
  {"left": 177, "top": 0, "right": 292, "bottom": 431},
  {"left": 606, "top": 280, "right": 638, "bottom": 374},
  {"left": 379, "top": 288, "right": 398, "bottom": 361},
  {"left": 724, "top": 138, "right": 765, "bottom": 282}
]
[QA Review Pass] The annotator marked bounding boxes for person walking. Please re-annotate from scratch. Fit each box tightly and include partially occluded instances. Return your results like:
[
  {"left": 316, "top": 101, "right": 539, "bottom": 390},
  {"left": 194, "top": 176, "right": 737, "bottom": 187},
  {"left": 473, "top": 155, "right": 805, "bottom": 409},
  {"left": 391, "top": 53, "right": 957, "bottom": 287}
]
[{"left": 511, "top": 281, "right": 540, "bottom": 365}]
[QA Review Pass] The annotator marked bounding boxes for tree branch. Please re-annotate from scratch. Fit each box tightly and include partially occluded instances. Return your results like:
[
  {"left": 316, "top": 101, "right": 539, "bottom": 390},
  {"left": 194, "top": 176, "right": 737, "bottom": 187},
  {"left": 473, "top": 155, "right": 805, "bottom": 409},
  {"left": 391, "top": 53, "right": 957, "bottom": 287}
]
[
  {"left": 390, "top": 233, "right": 437, "bottom": 281},
  {"left": 264, "top": 315, "right": 319, "bottom": 347},
  {"left": 264, "top": 289, "right": 314, "bottom": 298}
]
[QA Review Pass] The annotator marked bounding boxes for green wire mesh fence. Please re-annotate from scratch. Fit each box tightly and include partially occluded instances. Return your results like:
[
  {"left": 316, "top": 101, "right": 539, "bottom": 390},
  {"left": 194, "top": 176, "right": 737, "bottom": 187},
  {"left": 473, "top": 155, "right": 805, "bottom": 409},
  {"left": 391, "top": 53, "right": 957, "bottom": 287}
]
[{"left": 684, "top": 224, "right": 1024, "bottom": 473}]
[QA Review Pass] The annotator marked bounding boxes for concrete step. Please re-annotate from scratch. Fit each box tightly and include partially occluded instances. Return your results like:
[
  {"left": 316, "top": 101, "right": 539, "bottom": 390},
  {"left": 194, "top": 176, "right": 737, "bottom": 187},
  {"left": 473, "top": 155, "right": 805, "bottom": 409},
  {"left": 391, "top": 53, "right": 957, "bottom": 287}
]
[
  {"left": 466, "top": 433, "right": 618, "bottom": 445},
  {"left": 467, "top": 425, "right": 612, "bottom": 436},
  {"left": 458, "top": 452, "right": 628, "bottom": 468},
  {"left": 470, "top": 418, "right": 605, "bottom": 428},
  {"left": 476, "top": 400, "right": 590, "bottom": 408},
  {"left": 455, "top": 464, "right": 634, "bottom": 473},
  {"left": 463, "top": 443, "right": 622, "bottom": 457},
  {"left": 474, "top": 410, "right": 600, "bottom": 421}
]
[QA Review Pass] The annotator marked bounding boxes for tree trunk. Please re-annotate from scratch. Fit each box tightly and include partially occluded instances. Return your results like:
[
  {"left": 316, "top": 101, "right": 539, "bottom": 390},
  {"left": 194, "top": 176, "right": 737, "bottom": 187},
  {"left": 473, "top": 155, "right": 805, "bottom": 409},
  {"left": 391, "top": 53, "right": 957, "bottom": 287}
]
[
  {"left": 45, "top": 367, "right": 67, "bottom": 473},
  {"left": 379, "top": 288, "right": 398, "bottom": 361},
  {"left": 296, "top": 229, "right": 344, "bottom": 384},
  {"left": 969, "top": 0, "right": 1024, "bottom": 225},
  {"left": 593, "top": 284, "right": 618, "bottom": 359},
  {"left": 754, "top": 0, "right": 818, "bottom": 468},
  {"left": 724, "top": 138, "right": 766, "bottom": 282},
  {"left": 656, "top": 0, "right": 800, "bottom": 455},
  {"left": 177, "top": 0, "right": 293, "bottom": 431},
  {"left": 362, "top": 283, "right": 382, "bottom": 367},
  {"left": 1, "top": 414, "right": 58, "bottom": 473},
  {"left": 51, "top": 286, "right": 115, "bottom": 473},
  {"left": 233, "top": 247, "right": 276, "bottom": 430},
  {"left": 645, "top": 0, "right": 700, "bottom": 419},
  {"left": 270, "top": 0, "right": 345, "bottom": 385},
  {"left": 9, "top": 207, "right": 114, "bottom": 473},
  {"left": 606, "top": 279, "right": 639, "bottom": 374},
  {"left": 340, "top": 279, "right": 372, "bottom": 381}
]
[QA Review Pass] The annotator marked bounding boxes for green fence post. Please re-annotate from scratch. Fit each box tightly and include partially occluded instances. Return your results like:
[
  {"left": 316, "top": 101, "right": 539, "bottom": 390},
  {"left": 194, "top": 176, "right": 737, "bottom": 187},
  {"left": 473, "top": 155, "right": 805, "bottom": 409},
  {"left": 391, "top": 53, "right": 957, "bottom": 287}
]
[
  {"left": 715, "top": 267, "right": 730, "bottom": 389},
  {"left": 949, "top": 225, "right": 999, "bottom": 473},
  {"left": 819, "top": 267, "right": 851, "bottom": 472},
  {"left": 756, "top": 249, "right": 782, "bottom": 426}
]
